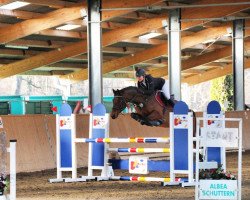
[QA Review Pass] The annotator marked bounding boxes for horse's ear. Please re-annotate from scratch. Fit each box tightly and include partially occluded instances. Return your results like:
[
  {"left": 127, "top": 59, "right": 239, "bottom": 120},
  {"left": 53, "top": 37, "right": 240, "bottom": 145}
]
[{"left": 113, "top": 89, "right": 119, "bottom": 95}]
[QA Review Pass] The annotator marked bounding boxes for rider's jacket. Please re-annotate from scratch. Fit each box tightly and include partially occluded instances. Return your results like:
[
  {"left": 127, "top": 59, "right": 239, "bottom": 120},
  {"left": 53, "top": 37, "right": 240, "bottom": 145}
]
[{"left": 137, "top": 74, "right": 165, "bottom": 96}]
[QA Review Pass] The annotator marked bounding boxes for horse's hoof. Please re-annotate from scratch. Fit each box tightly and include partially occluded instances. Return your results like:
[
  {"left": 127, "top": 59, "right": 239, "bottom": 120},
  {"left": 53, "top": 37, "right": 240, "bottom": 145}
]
[{"left": 140, "top": 121, "right": 145, "bottom": 125}]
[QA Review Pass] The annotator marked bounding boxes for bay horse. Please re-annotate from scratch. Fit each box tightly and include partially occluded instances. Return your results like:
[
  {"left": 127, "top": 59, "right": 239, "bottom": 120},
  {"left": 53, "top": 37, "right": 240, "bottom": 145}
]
[
  {"left": 110, "top": 86, "right": 199, "bottom": 159},
  {"left": 111, "top": 86, "right": 175, "bottom": 127}
]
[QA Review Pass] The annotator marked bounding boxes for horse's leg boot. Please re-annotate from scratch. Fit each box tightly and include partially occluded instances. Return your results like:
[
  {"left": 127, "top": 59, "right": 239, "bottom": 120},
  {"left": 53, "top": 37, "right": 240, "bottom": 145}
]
[
  {"left": 131, "top": 113, "right": 139, "bottom": 120},
  {"left": 147, "top": 120, "right": 161, "bottom": 126},
  {"left": 157, "top": 119, "right": 163, "bottom": 125}
]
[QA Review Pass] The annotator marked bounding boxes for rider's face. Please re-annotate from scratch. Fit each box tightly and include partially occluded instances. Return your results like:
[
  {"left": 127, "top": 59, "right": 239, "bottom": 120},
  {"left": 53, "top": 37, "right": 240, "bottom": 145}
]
[{"left": 137, "top": 76, "right": 144, "bottom": 82}]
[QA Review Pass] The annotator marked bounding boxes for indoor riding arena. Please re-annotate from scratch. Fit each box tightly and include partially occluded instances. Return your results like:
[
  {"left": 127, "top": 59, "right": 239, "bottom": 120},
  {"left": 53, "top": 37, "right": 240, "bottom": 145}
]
[{"left": 0, "top": 1, "right": 250, "bottom": 200}]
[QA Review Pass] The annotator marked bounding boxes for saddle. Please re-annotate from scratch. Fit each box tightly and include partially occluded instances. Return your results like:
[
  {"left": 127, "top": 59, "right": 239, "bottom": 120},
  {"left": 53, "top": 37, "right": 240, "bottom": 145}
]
[
  {"left": 155, "top": 91, "right": 176, "bottom": 108},
  {"left": 154, "top": 91, "right": 168, "bottom": 107}
]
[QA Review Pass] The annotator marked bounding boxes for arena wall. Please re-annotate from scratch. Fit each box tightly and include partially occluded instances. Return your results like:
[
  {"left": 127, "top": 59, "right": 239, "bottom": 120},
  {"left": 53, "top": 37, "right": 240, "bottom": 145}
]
[{"left": 0, "top": 111, "right": 249, "bottom": 173}]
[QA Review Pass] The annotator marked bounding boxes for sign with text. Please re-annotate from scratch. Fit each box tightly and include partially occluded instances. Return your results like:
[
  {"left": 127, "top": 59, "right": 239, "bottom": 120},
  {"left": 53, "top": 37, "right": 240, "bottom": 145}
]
[
  {"left": 200, "top": 128, "right": 238, "bottom": 148},
  {"left": 199, "top": 180, "right": 238, "bottom": 199}
]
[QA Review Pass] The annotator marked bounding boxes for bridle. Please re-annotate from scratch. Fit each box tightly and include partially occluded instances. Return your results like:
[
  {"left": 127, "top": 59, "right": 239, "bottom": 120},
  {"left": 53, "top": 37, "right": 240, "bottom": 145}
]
[
  {"left": 112, "top": 95, "right": 127, "bottom": 112},
  {"left": 112, "top": 91, "right": 147, "bottom": 113}
]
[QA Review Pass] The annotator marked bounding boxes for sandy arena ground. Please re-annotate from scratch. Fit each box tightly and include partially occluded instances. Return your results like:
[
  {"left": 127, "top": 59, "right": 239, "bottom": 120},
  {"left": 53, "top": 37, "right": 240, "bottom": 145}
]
[{"left": 14, "top": 151, "right": 250, "bottom": 200}]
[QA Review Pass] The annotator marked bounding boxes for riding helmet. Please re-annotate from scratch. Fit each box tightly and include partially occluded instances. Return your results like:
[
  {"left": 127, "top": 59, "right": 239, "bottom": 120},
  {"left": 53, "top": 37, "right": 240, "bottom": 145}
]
[{"left": 136, "top": 68, "right": 145, "bottom": 77}]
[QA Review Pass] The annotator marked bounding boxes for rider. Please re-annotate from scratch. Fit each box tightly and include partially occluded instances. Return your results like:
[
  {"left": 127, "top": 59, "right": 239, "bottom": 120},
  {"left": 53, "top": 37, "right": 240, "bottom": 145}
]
[{"left": 135, "top": 68, "right": 175, "bottom": 107}]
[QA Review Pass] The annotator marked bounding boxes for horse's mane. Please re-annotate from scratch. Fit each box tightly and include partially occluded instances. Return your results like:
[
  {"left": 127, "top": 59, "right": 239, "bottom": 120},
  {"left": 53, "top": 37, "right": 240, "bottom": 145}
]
[
  {"left": 120, "top": 86, "right": 138, "bottom": 93},
  {"left": 120, "top": 86, "right": 151, "bottom": 98}
]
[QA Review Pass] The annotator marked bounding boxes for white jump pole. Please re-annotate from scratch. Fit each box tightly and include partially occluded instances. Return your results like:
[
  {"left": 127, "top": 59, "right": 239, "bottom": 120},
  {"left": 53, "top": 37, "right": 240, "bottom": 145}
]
[
  {"left": 1, "top": 140, "right": 17, "bottom": 200},
  {"left": 8, "top": 140, "right": 16, "bottom": 200}
]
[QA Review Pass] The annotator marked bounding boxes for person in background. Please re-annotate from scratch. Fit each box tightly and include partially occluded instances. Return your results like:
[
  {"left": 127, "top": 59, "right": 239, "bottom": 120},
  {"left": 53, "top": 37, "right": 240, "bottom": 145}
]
[{"left": 135, "top": 68, "right": 175, "bottom": 107}]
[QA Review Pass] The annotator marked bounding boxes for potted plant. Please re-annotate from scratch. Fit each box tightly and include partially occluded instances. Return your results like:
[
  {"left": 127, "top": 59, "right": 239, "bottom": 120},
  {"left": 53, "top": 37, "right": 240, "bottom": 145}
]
[
  {"left": 0, "top": 174, "right": 7, "bottom": 196},
  {"left": 199, "top": 164, "right": 236, "bottom": 180},
  {"left": 198, "top": 165, "right": 238, "bottom": 199}
]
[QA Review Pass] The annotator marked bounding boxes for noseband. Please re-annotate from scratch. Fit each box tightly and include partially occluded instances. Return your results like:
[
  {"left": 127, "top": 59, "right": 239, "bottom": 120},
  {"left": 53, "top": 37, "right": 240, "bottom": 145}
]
[{"left": 112, "top": 95, "right": 127, "bottom": 112}]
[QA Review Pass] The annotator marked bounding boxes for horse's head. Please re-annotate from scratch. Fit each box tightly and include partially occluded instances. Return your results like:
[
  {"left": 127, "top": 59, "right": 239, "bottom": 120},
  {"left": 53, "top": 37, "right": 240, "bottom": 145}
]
[{"left": 111, "top": 89, "right": 127, "bottom": 119}]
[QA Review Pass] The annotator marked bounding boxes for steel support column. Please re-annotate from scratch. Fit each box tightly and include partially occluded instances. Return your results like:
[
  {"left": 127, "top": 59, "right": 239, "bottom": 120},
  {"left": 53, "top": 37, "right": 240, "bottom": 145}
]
[
  {"left": 232, "top": 19, "right": 245, "bottom": 110},
  {"left": 88, "top": 0, "right": 103, "bottom": 108},
  {"left": 168, "top": 9, "right": 181, "bottom": 100}
]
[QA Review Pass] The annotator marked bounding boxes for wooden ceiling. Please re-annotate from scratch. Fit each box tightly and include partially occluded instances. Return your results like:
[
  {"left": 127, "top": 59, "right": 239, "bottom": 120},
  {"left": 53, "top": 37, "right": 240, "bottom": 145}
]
[{"left": 0, "top": 0, "right": 250, "bottom": 85}]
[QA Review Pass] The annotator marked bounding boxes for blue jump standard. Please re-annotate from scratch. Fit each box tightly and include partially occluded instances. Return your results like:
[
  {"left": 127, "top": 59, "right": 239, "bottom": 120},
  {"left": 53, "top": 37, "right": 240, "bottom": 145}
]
[
  {"left": 60, "top": 103, "right": 73, "bottom": 168},
  {"left": 207, "top": 100, "right": 222, "bottom": 165}
]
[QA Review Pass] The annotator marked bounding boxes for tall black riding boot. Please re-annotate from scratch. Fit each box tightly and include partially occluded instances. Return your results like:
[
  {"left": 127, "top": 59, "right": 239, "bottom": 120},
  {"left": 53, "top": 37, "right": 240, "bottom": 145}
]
[{"left": 167, "top": 98, "right": 175, "bottom": 107}]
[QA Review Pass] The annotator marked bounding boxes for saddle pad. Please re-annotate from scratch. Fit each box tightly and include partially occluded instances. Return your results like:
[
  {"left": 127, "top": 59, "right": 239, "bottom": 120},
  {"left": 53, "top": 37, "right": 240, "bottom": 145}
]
[{"left": 155, "top": 91, "right": 165, "bottom": 107}]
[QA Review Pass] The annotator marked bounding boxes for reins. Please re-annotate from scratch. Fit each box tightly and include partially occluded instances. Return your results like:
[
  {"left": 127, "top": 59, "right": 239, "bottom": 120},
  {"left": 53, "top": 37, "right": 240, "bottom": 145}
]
[{"left": 113, "top": 87, "right": 151, "bottom": 114}]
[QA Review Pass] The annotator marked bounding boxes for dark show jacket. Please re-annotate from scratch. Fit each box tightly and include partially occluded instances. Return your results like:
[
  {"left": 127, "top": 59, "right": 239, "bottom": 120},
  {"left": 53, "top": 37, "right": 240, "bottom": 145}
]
[{"left": 137, "top": 74, "right": 165, "bottom": 95}]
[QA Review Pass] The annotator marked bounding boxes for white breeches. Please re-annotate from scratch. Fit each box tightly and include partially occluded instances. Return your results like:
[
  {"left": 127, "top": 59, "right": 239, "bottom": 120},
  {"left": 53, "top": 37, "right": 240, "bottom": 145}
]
[{"left": 161, "top": 80, "right": 170, "bottom": 99}]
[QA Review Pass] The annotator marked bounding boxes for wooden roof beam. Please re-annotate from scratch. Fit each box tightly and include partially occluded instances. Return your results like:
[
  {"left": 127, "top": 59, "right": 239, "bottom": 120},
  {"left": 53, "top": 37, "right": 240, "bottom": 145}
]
[
  {"left": 150, "top": 39, "right": 250, "bottom": 77},
  {"left": 0, "top": 45, "right": 142, "bottom": 59},
  {"left": 181, "top": 0, "right": 250, "bottom": 30},
  {"left": 0, "top": 0, "right": 81, "bottom": 8},
  {"left": 65, "top": 24, "right": 230, "bottom": 80},
  {"left": 102, "top": 0, "right": 164, "bottom": 21},
  {"left": 0, "top": 15, "right": 167, "bottom": 78},
  {"left": 0, "top": 3, "right": 248, "bottom": 78},
  {"left": 24, "top": 0, "right": 78, "bottom": 8},
  {"left": 0, "top": 0, "right": 165, "bottom": 45},
  {"left": 182, "top": 58, "right": 250, "bottom": 85},
  {"left": 0, "top": 21, "right": 87, "bottom": 39},
  {"left": 0, "top": 5, "right": 84, "bottom": 44},
  {"left": 120, "top": 11, "right": 159, "bottom": 20},
  {"left": 7, "top": 39, "right": 69, "bottom": 49},
  {"left": 20, "top": 70, "right": 74, "bottom": 76},
  {"left": 0, "top": 8, "right": 127, "bottom": 30}
]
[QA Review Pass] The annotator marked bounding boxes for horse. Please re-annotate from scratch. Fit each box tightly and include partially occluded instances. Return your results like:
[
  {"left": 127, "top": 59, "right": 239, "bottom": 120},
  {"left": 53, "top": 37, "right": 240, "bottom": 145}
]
[
  {"left": 111, "top": 86, "right": 175, "bottom": 127},
  {"left": 110, "top": 86, "right": 201, "bottom": 159}
]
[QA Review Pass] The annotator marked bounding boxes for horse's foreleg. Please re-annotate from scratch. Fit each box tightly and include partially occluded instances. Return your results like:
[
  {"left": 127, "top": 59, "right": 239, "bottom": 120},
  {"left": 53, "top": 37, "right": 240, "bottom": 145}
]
[
  {"left": 143, "top": 111, "right": 165, "bottom": 126},
  {"left": 131, "top": 113, "right": 140, "bottom": 121},
  {"left": 146, "top": 111, "right": 163, "bottom": 121}
]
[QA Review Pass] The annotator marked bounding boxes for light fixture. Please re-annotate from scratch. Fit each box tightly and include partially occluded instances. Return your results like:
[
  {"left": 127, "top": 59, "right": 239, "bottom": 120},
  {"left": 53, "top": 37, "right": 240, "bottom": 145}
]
[
  {"left": 5, "top": 45, "right": 29, "bottom": 49},
  {"left": 139, "top": 32, "right": 162, "bottom": 40},
  {"left": 56, "top": 24, "right": 81, "bottom": 31},
  {"left": 0, "top": 1, "right": 30, "bottom": 10}
]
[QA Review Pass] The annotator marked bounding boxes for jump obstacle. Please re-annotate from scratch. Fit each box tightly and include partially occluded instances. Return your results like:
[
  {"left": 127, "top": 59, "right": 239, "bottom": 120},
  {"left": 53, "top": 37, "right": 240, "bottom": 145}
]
[
  {"left": 50, "top": 100, "right": 227, "bottom": 187},
  {"left": 0, "top": 132, "right": 16, "bottom": 200},
  {"left": 195, "top": 112, "right": 242, "bottom": 199}
]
